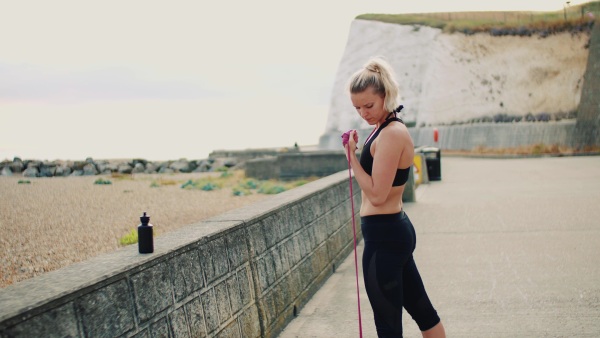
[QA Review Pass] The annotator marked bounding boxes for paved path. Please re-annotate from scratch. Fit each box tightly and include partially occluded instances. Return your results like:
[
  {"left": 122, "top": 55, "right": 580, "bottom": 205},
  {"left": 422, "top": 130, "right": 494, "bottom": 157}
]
[{"left": 279, "top": 156, "right": 600, "bottom": 338}]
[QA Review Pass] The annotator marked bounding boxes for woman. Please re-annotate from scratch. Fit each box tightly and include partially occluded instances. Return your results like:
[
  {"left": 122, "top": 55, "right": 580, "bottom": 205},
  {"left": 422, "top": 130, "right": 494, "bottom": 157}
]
[{"left": 343, "top": 57, "right": 446, "bottom": 338}]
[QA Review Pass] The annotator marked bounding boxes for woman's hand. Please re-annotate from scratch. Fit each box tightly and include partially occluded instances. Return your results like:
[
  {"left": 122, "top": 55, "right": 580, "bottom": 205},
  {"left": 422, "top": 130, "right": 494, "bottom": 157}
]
[{"left": 342, "top": 130, "right": 358, "bottom": 153}]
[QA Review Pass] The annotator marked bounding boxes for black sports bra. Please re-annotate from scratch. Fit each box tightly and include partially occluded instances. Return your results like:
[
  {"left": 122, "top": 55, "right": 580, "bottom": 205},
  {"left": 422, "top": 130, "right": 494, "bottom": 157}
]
[{"left": 359, "top": 116, "right": 410, "bottom": 187}]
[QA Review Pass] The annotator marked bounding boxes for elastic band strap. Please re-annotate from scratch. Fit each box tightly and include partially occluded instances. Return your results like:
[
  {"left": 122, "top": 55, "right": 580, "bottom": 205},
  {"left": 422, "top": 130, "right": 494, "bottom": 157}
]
[{"left": 346, "top": 146, "right": 363, "bottom": 338}]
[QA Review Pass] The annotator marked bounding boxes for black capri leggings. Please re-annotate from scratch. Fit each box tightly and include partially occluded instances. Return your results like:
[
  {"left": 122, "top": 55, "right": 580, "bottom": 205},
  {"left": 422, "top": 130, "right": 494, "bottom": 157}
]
[{"left": 361, "top": 211, "right": 440, "bottom": 337}]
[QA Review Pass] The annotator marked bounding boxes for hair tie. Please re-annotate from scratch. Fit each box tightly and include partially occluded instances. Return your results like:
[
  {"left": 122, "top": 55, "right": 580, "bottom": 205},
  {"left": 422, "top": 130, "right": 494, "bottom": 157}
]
[{"left": 366, "top": 65, "right": 380, "bottom": 73}]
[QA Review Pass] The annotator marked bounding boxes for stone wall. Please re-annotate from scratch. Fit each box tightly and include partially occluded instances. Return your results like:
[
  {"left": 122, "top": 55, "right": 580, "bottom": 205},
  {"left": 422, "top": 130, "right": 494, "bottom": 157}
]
[
  {"left": 245, "top": 151, "right": 351, "bottom": 181},
  {"left": 0, "top": 171, "right": 361, "bottom": 338}
]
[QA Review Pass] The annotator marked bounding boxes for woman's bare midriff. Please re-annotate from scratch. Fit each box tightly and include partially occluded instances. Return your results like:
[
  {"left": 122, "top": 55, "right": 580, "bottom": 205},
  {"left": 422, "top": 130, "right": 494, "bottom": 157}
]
[{"left": 360, "top": 185, "right": 404, "bottom": 216}]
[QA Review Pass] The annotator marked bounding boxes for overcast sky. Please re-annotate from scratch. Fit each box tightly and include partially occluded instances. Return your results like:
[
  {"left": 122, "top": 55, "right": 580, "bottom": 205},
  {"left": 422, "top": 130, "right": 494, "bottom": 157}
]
[{"left": 0, "top": 0, "right": 584, "bottom": 161}]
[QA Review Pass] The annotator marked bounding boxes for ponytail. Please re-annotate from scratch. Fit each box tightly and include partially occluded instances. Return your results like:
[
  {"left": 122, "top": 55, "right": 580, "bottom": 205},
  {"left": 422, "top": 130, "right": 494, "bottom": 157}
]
[{"left": 348, "top": 56, "right": 400, "bottom": 113}]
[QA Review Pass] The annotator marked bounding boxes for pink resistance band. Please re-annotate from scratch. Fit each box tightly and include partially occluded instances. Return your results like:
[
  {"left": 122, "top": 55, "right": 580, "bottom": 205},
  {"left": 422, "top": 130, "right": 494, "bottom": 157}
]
[{"left": 342, "top": 130, "right": 363, "bottom": 338}]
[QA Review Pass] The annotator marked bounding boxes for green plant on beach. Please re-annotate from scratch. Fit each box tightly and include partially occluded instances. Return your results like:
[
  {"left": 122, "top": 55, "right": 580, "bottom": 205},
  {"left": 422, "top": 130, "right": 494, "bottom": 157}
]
[
  {"left": 18, "top": 180, "right": 31, "bottom": 184},
  {"left": 119, "top": 228, "right": 156, "bottom": 246},
  {"left": 200, "top": 182, "right": 218, "bottom": 191},
  {"left": 119, "top": 229, "right": 138, "bottom": 245},
  {"left": 110, "top": 172, "right": 134, "bottom": 180},
  {"left": 257, "top": 181, "right": 287, "bottom": 195},
  {"left": 151, "top": 178, "right": 179, "bottom": 188},
  {"left": 240, "top": 179, "right": 259, "bottom": 190},
  {"left": 181, "top": 179, "right": 222, "bottom": 191},
  {"left": 233, "top": 187, "right": 252, "bottom": 196},
  {"left": 94, "top": 178, "right": 112, "bottom": 185}
]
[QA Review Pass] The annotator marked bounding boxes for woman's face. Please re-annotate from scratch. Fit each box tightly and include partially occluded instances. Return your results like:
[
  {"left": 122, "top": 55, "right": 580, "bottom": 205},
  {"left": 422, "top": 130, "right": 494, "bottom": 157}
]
[{"left": 351, "top": 88, "right": 386, "bottom": 126}]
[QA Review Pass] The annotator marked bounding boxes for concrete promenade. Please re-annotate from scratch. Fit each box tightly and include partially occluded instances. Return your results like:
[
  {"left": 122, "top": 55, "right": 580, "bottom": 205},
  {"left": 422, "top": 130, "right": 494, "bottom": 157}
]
[{"left": 279, "top": 156, "right": 600, "bottom": 338}]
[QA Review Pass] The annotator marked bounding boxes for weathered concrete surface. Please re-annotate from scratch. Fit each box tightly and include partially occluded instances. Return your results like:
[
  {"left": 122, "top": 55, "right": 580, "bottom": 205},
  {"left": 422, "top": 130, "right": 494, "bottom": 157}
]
[{"left": 279, "top": 156, "right": 600, "bottom": 338}]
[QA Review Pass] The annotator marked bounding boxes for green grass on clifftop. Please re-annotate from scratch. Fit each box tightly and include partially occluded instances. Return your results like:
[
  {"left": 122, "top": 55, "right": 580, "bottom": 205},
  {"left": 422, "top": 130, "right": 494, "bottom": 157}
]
[{"left": 357, "top": 1, "right": 599, "bottom": 34}]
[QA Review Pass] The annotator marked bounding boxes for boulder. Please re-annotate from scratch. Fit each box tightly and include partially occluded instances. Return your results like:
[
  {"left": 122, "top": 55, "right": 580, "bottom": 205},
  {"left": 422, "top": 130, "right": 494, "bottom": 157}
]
[
  {"left": 118, "top": 164, "right": 133, "bottom": 174},
  {"left": 39, "top": 166, "right": 56, "bottom": 177},
  {"left": 55, "top": 166, "right": 64, "bottom": 176},
  {"left": 169, "top": 160, "right": 191, "bottom": 173},
  {"left": 1, "top": 166, "right": 13, "bottom": 176},
  {"left": 10, "top": 158, "right": 24, "bottom": 173},
  {"left": 132, "top": 158, "right": 148, "bottom": 167},
  {"left": 157, "top": 162, "right": 170, "bottom": 172},
  {"left": 145, "top": 163, "right": 158, "bottom": 174},
  {"left": 95, "top": 161, "right": 110, "bottom": 173},
  {"left": 188, "top": 160, "right": 198, "bottom": 172},
  {"left": 70, "top": 170, "right": 83, "bottom": 176},
  {"left": 72, "top": 161, "right": 86, "bottom": 171},
  {"left": 193, "top": 160, "right": 212, "bottom": 172},
  {"left": 23, "top": 167, "right": 39, "bottom": 178},
  {"left": 106, "top": 162, "right": 120, "bottom": 173},
  {"left": 158, "top": 167, "right": 175, "bottom": 174},
  {"left": 83, "top": 163, "right": 98, "bottom": 176},
  {"left": 27, "top": 161, "right": 41, "bottom": 169},
  {"left": 210, "top": 158, "right": 237, "bottom": 171},
  {"left": 132, "top": 163, "right": 145, "bottom": 174},
  {"left": 61, "top": 166, "right": 72, "bottom": 177}
]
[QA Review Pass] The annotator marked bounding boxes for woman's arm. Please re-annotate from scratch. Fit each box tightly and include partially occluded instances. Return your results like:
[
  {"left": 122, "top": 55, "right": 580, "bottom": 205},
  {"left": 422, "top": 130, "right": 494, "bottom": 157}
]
[{"left": 345, "top": 127, "right": 404, "bottom": 206}]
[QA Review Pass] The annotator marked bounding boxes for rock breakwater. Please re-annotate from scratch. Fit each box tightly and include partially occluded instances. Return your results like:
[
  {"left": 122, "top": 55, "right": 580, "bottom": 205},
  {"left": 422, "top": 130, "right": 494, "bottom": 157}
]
[{"left": 0, "top": 156, "right": 239, "bottom": 178}]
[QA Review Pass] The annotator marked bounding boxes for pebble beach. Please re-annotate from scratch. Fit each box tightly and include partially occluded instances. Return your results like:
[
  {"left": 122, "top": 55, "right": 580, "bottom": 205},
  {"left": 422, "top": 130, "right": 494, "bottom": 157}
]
[{"left": 0, "top": 172, "right": 269, "bottom": 288}]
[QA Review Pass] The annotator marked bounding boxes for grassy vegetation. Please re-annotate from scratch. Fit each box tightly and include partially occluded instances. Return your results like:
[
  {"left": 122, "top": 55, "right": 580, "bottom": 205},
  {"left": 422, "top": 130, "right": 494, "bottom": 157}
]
[
  {"left": 119, "top": 229, "right": 138, "bottom": 246},
  {"left": 94, "top": 178, "right": 112, "bottom": 185},
  {"left": 357, "top": 1, "right": 599, "bottom": 34},
  {"left": 110, "top": 172, "right": 134, "bottom": 180},
  {"left": 17, "top": 180, "right": 31, "bottom": 184},
  {"left": 118, "top": 170, "right": 318, "bottom": 243},
  {"left": 179, "top": 170, "right": 318, "bottom": 196},
  {"left": 150, "top": 178, "right": 178, "bottom": 188}
]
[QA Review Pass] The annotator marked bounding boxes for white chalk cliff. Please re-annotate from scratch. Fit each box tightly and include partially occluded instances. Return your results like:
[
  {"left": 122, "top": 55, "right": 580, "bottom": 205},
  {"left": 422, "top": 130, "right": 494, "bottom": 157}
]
[{"left": 320, "top": 19, "right": 589, "bottom": 149}]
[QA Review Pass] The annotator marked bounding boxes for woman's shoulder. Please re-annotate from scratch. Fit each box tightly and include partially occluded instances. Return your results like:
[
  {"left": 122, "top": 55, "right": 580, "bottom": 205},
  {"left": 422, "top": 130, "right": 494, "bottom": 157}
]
[
  {"left": 379, "top": 121, "right": 413, "bottom": 148},
  {"left": 380, "top": 120, "right": 410, "bottom": 139}
]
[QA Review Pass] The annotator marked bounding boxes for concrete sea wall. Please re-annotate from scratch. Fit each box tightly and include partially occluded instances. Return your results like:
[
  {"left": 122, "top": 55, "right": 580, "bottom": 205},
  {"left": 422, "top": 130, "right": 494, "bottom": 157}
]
[
  {"left": 319, "top": 120, "right": 577, "bottom": 151},
  {"left": 0, "top": 171, "right": 361, "bottom": 338},
  {"left": 245, "top": 151, "right": 349, "bottom": 181},
  {"left": 411, "top": 121, "right": 577, "bottom": 150}
]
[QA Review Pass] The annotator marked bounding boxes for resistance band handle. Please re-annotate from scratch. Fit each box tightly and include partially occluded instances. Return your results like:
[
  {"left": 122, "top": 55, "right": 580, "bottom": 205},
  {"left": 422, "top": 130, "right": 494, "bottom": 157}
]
[{"left": 341, "top": 129, "right": 358, "bottom": 147}]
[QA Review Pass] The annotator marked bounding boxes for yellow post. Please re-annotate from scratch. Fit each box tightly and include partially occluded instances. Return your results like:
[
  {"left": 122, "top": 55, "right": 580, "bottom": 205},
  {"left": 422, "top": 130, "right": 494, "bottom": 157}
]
[{"left": 413, "top": 154, "right": 423, "bottom": 186}]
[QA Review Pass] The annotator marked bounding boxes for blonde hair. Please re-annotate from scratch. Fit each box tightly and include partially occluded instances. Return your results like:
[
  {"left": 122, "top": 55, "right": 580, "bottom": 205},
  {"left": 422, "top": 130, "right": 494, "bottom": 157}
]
[{"left": 348, "top": 56, "right": 400, "bottom": 113}]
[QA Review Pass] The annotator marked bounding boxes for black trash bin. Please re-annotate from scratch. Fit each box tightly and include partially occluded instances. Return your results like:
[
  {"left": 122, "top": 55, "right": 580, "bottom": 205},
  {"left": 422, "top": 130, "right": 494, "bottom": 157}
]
[{"left": 420, "top": 147, "right": 441, "bottom": 181}]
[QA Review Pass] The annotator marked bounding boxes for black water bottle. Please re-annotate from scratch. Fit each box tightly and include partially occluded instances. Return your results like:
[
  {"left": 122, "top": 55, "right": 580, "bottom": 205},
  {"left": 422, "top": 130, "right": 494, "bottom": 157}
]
[{"left": 138, "top": 212, "right": 154, "bottom": 254}]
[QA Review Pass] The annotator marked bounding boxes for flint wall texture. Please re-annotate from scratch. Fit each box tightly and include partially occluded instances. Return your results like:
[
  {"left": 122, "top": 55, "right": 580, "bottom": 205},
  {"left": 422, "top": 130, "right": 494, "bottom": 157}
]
[
  {"left": 575, "top": 19, "right": 600, "bottom": 147},
  {"left": 0, "top": 171, "right": 360, "bottom": 338}
]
